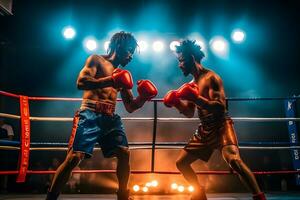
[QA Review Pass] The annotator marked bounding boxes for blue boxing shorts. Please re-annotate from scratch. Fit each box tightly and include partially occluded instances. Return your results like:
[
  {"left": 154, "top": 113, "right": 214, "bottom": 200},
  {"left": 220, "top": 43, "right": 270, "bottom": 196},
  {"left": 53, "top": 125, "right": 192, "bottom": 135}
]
[{"left": 68, "top": 102, "right": 128, "bottom": 158}]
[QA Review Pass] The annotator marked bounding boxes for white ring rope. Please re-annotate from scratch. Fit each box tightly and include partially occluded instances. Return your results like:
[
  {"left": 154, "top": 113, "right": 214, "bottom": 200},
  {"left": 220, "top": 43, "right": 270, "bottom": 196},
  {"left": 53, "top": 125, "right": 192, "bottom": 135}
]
[
  {"left": 1, "top": 145, "right": 300, "bottom": 151},
  {"left": 1, "top": 112, "right": 300, "bottom": 122}
]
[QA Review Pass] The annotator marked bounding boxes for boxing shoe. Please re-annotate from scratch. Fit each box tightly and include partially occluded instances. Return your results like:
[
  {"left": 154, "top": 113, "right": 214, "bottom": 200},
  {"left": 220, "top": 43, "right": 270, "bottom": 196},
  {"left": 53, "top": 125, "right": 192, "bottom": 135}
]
[
  {"left": 253, "top": 192, "right": 267, "bottom": 200},
  {"left": 45, "top": 190, "right": 60, "bottom": 200},
  {"left": 190, "top": 187, "right": 207, "bottom": 200},
  {"left": 117, "top": 189, "right": 133, "bottom": 200}
]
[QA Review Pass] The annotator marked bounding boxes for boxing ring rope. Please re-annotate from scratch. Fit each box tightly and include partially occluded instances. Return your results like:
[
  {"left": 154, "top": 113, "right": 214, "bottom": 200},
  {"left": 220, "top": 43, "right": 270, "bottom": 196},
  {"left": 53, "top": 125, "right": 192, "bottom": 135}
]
[
  {"left": 0, "top": 169, "right": 299, "bottom": 175},
  {"left": 1, "top": 141, "right": 300, "bottom": 151},
  {"left": 1, "top": 90, "right": 300, "bottom": 183},
  {"left": 2, "top": 112, "right": 300, "bottom": 122}
]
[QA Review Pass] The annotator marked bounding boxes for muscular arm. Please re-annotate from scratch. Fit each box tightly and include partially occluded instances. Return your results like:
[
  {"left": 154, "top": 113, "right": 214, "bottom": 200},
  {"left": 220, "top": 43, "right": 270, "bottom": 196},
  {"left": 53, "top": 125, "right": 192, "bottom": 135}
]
[
  {"left": 77, "top": 55, "right": 114, "bottom": 90},
  {"left": 120, "top": 89, "right": 145, "bottom": 113},
  {"left": 194, "top": 75, "right": 226, "bottom": 112}
]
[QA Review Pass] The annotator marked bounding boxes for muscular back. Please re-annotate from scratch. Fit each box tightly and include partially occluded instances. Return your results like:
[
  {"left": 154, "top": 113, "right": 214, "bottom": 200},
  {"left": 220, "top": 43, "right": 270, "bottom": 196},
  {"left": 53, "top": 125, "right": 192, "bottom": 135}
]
[
  {"left": 77, "top": 55, "right": 118, "bottom": 105},
  {"left": 194, "top": 69, "right": 227, "bottom": 117}
]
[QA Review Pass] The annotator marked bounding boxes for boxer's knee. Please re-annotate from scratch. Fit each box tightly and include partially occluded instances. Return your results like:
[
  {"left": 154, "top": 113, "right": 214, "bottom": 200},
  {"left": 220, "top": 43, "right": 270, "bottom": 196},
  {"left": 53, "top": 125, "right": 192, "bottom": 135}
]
[
  {"left": 115, "top": 146, "right": 130, "bottom": 162},
  {"left": 176, "top": 151, "right": 196, "bottom": 171},
  {"left": 222, "top": 145, "right": 240, "bottom": 164},
  {"left": 176, "top": 157, "right": 188, "bottom": 171},
  {"left": 222, "top": 145, "right": 247, "bottom": 174},
  {"left": 176, "top": 159, "right": 183, "bottom": 171}
]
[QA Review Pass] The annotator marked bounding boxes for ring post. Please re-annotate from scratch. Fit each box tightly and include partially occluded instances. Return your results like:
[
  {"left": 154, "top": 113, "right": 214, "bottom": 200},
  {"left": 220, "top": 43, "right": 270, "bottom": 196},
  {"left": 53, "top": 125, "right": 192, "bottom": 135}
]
[
  {"left": 16, "top": 96, "right": 31, "bottom": 183},
  {"left": 151, "top": 100, "right": 158, "bottom": 173},
  {"left": 285, "top": 99, "right": 300, "bottom": 185}
]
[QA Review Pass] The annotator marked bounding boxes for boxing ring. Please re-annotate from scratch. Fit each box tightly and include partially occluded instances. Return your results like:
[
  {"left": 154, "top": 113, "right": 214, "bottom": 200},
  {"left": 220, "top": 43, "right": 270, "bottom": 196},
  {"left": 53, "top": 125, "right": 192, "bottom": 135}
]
[{"left": 1, "top": 90, "right": 300, "bottom": 199}]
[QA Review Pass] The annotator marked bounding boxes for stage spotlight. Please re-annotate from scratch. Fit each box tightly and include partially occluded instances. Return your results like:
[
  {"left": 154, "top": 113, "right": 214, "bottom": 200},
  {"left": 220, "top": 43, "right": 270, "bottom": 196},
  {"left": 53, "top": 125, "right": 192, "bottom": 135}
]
[
  {"left": 188, "top": 186, "right": 194, "bottom": 192},
  {"left": 62, "top": 26, "right": 76, "bottom": 39},
  {"left": 104, "top": 41, "right": 110, "bottom": 52},
  {"left": 145, "top": 182, "right": 152, "bottom": 187},
  {"left": 83, "top": 38, "right": 98, "bottom": 52},
  {"left": 171, "top": 183, "right": 178, "bottom": 190},
  {"left": 210, "top": 36, "right": 229, "bottom": 57},
  {"left": 211, "top": 38, "right": 226, "bottom": 51},
  {"left": 151, "top": 180, "right": 158, "bottom": 187},
  {"left": 170, "top": 41, "right": 180, "bottom": 51},
  {"left": 177, "top": 185, "right": 185, "bottom": 192},
  {"left": 142, "top": 187, "right": 149, "bottom": 192},
  {"left": 133, "top": 185, "right": 140, "bottom": 192},
  {"left": 138, "top": 40, "right": 148, "bottom": 52},
  {"left": 152, "top": 41, "right": 164, "bottom": 52},
  {"left": 231, "top": 29, "right": 246, "bottom": 43}
]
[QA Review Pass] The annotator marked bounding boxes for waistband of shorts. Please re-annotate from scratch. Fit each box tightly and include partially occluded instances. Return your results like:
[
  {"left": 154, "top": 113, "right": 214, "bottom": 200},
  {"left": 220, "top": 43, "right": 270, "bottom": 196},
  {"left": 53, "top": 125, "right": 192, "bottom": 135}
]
[
  {"left": 80, "top": 99, "right": 116, "bottom": 115},
  {"left": 198, "top": 111, "right": 230, "bottom": 124},
  {"left": 195, "top": 112, "right": 231, "bottom": 138}
]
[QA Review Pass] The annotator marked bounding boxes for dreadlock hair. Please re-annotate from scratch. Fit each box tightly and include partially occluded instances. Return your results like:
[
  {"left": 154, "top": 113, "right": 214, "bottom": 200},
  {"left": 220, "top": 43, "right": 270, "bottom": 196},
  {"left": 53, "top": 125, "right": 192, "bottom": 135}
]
[
  {"left": 175, "top": 39, "right": 205, "bottom": 63},
  {"left": 108, "top": 31, "right": 138, "bottom": 55}
]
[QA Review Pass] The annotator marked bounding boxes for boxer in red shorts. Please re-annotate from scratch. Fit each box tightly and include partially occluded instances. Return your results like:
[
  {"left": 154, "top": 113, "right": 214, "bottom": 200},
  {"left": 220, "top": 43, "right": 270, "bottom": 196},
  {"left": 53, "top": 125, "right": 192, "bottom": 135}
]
[{"left": 164, "top": 40, "right": 266, "bottom": 200}]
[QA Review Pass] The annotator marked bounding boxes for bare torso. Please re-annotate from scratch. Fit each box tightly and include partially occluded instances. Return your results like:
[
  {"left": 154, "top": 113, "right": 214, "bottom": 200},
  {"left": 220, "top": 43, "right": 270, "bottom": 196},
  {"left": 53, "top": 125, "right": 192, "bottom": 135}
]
[
  {"left": 193, "top": 69, "right": 227, "bottom": 118},
  {"left": 79, "top": 55, "right": 118, "bottom": 105}
]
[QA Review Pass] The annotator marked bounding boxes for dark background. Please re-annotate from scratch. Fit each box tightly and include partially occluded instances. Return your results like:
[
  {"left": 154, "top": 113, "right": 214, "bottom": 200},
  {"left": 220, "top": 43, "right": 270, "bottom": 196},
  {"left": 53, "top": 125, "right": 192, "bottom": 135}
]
[
  {"left": 0, "top": 0, "right": 300, "bottom": 194},
  {"left": 0, "top": 0, "right": 300, "bottom": 97}
]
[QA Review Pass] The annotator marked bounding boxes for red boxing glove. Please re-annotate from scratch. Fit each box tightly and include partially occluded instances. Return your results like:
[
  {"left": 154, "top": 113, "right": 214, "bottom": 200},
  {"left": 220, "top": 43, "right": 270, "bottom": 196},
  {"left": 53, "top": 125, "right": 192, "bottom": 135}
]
[
  {"left": 112, "top": 68, "right": 133, "bottom": 89},
  {"left": 176, "top": 82, "right": 199, "bottom": 102},
  {"left": 137, "top": 80, "right": 158, "bottom": 100},
  {"left": 163, "top": 90, "right": 180, "bottom": 107}
]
